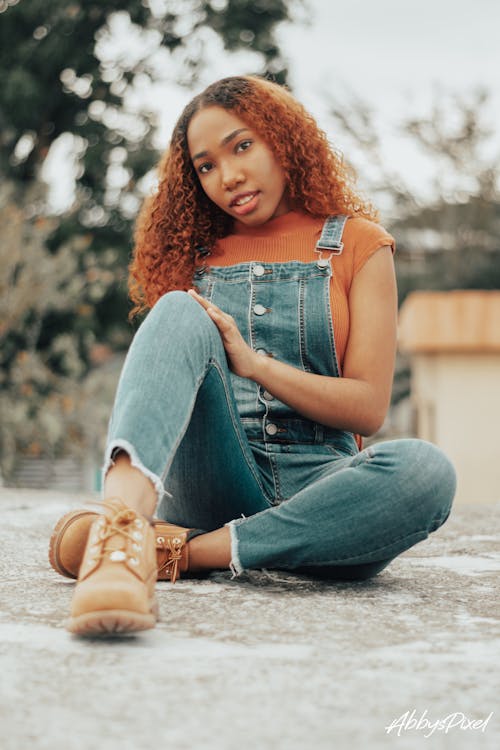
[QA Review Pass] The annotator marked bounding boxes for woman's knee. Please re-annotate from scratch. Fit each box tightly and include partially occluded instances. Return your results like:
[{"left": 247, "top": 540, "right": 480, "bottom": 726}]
[
  {"left": 384, "top": 438, "right": 456, "bottom": 528},
  {"left": 151, "top": 290, "right": 204, "bottom": 324},
  {"left": 145, "top": 291, "right": 221, "bottom": 349},
  {"left": 421, "top": 441, "right": 456, "bottom": 529}
]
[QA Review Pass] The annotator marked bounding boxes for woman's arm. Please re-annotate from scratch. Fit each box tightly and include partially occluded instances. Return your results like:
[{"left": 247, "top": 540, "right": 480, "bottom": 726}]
[{"left": 187, "top": 246, "right": 397, "bottom": 436}]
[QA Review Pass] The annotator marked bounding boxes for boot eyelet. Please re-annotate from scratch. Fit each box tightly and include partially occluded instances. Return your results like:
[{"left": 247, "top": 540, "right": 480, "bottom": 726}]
[
  {"left": 109, "top": 550, "right": 126, "bottom": 562},
  {"left": 132, "top": 531, "right": 143, "bottom": 541}
]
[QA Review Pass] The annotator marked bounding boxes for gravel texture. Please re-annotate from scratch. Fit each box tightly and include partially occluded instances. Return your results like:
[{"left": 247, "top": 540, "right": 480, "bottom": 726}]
[{"left": 0, "top": 488, "right": 498, "bottom": 750}]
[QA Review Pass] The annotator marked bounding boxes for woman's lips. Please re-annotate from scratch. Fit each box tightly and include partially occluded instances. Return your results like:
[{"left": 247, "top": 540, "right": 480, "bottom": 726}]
[{"left": 230, "top": 191, "right": 260, "bottom": 216}]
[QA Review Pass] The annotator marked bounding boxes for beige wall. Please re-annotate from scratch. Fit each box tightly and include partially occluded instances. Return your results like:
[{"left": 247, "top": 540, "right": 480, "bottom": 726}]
[{"left": 410, "top": 353, "right": 500, "bottom": 503}]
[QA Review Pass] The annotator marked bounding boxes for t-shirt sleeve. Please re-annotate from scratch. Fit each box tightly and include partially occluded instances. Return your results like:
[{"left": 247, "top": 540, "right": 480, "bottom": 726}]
[{"left": 344, "top": 217, "right": 396, "bottom": 276}]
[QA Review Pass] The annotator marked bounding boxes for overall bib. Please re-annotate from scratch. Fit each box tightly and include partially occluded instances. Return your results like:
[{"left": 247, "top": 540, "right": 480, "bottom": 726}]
[
  {"left": 192, "top": 214, "right": 358, "bottom": 506},
  {"left": 104, "top": 217, "right": 456, "bottom": 579}
]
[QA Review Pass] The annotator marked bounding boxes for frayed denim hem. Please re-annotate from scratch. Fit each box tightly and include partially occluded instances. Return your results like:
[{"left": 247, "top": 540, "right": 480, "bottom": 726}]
[
  {"left": 102, "top": 439, "right": 166, "bottom": 512},
  {"left": 225, "top": 517, "right": 246, "bottom": 578}
]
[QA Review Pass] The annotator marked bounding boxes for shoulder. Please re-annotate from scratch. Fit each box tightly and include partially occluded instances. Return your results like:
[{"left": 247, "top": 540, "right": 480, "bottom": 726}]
[
  {"left": 342, "top": 216, "right": 395, "bottom": 276},
  {"left": 343, "top": 216, "right": 395, "bottom": 252}
]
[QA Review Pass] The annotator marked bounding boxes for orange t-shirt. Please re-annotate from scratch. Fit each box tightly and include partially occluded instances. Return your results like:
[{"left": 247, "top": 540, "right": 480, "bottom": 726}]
[{"left": 210, "top": 211, "right": 395, "bottom": 372}]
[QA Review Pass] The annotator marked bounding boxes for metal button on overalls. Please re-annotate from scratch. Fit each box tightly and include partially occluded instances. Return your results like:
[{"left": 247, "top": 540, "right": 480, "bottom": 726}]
[
  {"left": 265, "top": 423, "right": 278, "bottom": 436},
  {"left": 253, "top": 264, "right": 265, "bottom": 277},
  {"left": 253, "top": 304, "right": 267, "bottom": 316},
  {"left": 262, "top": 390, "right": 274, "bottom": 401}
]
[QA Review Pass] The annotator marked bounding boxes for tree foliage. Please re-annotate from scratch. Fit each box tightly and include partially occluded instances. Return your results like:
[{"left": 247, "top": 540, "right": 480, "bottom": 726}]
[
  {"left": 327, "top": 88, "right": 500, "bottom": 302},
  {"left": 0, "top": 0, "right": 294, "bottom": 183},
  {"left": 0, "top": 0, "right": 301, "bottom": 479},
  {"left": 326, "top": 88, "right": 500, "bottom": 410}
]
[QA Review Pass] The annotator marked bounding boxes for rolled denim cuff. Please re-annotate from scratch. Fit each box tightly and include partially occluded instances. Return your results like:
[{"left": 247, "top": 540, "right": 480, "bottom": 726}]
[{"left": 224, "top": 518, "right": 245, "bottom": 578}]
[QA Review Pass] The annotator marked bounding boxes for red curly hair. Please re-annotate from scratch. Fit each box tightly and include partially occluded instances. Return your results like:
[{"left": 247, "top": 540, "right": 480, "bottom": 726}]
[{"left": 130, "top": 75, "right": 378, "bottom": 316}]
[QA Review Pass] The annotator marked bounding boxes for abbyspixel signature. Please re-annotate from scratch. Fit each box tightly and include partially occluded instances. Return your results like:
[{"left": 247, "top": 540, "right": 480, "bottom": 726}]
[{"left": 385, "top": 709, "right": 493, "bottom": 738}]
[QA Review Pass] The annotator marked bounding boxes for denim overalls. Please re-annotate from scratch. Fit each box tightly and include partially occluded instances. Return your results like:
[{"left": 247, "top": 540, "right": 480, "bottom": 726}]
[
  {"left": 192, "top": 214, "right": 358, "bottom": 506},
  {"left": 104, "top": 216, "right": 455, "bottom": 579}
]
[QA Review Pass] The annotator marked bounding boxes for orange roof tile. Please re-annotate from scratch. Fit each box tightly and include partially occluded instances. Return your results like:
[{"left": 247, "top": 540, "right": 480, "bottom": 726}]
[{"left": 398, "top": 291, "right": 500, "bottom": 353}]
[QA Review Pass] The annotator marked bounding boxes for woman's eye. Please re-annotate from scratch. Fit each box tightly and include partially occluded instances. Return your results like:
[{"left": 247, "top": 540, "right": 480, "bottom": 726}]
[
  {"left": 236, "top": 140, "right": 252, "bottom": 153},
  {"left": 198, "top": 162, "right": 213, "bottom": 175}
]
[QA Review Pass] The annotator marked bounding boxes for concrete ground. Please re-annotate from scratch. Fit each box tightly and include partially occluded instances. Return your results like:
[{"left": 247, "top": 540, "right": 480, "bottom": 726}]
[{"left": 0, "top": 488, "right": 498, "bottom": 750}]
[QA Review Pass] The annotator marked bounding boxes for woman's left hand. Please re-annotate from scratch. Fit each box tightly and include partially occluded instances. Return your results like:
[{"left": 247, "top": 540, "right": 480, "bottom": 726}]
[{"left": 187, "top": 289, "right": 259, "bottom": 379}]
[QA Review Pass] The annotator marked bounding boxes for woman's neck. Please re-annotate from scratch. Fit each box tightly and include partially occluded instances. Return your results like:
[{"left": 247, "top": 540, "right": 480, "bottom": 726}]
[{"left": 231, "top": 209, "right": 319, "bottom": 238}]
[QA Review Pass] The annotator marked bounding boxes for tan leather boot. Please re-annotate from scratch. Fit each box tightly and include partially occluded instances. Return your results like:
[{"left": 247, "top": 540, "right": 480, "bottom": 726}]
[
  {"left": 67, "top": 498, "right": 158, "bottom": 635},
  {"left": 49, "top": 509, "right": 99, "bottom": 579},
  {"left": 49, "top": 509, "right": 196, "bottom": 583}
]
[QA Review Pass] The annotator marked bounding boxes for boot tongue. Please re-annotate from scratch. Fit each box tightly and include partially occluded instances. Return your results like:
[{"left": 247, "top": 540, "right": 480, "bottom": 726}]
[
  {"left": 102, "top": 506, "right": 137, "bottom": 554},
  {"left": 114, "top": 508, "right": 136, "bottom": 525}
]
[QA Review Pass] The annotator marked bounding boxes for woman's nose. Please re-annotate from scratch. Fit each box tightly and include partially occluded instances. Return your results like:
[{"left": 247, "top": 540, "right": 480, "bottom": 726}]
[{"left": 221, "top": 161, "right": 244, "bottom": 190}]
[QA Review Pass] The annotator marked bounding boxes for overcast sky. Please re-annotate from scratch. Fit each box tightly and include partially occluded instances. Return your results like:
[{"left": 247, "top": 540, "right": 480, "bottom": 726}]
[
  {"left": 138, "top": 0, "right": 500, "bottom": 197},
  {"left": 276, "top": 0, "right": 500, "bottom": 202},
  {"left": 282, "top": 0, "right": 499, "bottom": 119}
]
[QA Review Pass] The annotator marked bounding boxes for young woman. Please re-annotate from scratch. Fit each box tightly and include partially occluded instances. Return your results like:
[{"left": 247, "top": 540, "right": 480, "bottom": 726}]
[{"left": 49, "top": 75, "right": 456, "bottom": 636}]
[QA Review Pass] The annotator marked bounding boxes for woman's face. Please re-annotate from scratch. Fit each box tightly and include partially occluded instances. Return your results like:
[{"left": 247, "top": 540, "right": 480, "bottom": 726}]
[{"left": 187, "top": 105, "right": 290, "bottom": 226}]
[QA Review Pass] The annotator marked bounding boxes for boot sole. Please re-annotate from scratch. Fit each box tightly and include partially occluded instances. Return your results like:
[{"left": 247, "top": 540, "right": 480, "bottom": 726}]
[{"left": 67, "top": 598, "right": 158, "bottom": 636}]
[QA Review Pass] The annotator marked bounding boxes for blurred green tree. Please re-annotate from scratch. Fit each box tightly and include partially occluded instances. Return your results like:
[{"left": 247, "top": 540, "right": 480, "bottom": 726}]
[{"left": 0, "top": 0, "right": 302, "bottom": 481}]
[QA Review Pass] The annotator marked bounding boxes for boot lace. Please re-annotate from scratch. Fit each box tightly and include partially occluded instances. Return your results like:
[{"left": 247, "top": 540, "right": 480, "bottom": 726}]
[
  {"left": 89, "top": 503, "right": 150, "bottom": 568},
  {"left": 156, "top": 535, "right": 184, "bottom": 583}
]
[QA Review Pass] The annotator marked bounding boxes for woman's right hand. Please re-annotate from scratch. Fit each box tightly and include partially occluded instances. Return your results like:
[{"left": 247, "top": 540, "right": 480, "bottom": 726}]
[{"left": 187, "top": 289, "right": 260, "bottom": 380}]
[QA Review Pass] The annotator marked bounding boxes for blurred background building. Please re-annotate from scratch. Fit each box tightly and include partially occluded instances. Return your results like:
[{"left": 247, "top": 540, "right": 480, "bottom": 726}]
[
  {"left": 1, "top": 0, "right": 499, "bottom": 503},
  {"left": 399, "top": 290, "right": 500, "bottom": 503}
]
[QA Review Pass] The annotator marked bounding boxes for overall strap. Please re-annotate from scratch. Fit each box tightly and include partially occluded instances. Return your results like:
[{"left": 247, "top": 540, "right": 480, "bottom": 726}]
[{"left": 316, "top": 215, "right": 348, "bottom": 254}]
